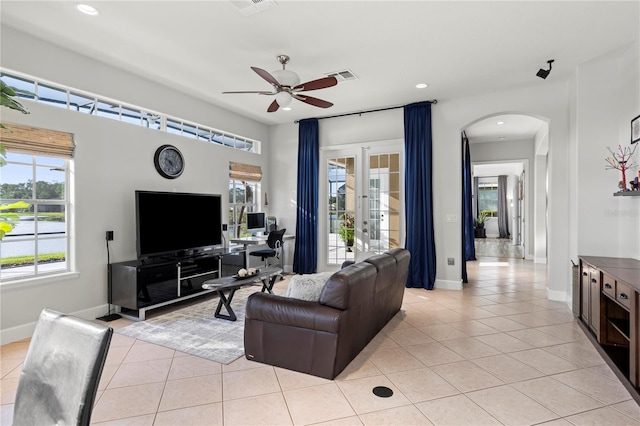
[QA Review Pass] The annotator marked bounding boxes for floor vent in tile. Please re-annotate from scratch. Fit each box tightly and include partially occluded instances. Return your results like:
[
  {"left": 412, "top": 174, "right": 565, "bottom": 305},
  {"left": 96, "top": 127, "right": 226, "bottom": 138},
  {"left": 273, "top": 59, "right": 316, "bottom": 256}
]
[{"left": 372, "top": 386, "right": 393, "bottom": 398}]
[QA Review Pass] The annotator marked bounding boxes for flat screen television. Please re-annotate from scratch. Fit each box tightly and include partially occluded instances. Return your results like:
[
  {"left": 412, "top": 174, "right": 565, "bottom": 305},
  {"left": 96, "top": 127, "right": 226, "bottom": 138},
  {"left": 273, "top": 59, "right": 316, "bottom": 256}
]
[
  {"left": 246, "top": 211, "right": 266, "bottom": 235},
  {"left": 135, "top": 190, "right": 222, "bottom": 259}
]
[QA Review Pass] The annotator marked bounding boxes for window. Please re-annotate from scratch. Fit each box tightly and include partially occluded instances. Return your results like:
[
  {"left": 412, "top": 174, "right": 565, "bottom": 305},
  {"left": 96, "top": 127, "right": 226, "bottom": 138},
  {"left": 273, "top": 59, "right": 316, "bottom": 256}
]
[
  {"left": 1, "top": 152, "right": 70, "bottom": 281},
  {"left": 1, "top": 70, "right": 261, "bottom": 154},
  {"left": 478, "top": 183, "right": 498, "bottom": 217},
  {"left": 228, "top": 162, "right": 262, "bottom": 239},
  {"left": 228, "top": 179, "right": 258, "bottom": 239}
]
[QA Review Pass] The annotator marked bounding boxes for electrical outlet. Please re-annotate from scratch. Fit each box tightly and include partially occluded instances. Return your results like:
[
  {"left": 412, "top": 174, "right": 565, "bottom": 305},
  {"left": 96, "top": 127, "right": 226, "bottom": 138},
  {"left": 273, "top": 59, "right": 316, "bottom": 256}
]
[
  {"left": 447, "top": 257, "right": 455, "bottom": 265},
  {"left": 106, "top": 231, "right": 114, "bottom": 241}
]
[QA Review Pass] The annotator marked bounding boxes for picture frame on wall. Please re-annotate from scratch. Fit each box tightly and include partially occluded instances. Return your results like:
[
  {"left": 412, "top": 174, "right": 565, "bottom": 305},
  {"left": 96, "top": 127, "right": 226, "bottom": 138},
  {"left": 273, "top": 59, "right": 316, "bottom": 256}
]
[{"left": 632, "top": 114, "right": 640, "bottom": 144}]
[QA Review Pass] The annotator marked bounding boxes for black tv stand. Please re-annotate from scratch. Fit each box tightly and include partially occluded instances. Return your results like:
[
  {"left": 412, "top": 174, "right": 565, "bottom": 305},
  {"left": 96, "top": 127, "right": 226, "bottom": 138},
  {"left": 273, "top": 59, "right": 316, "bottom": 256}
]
[{"left": 111, "top": 250, "right": 228, "bottom": 320}]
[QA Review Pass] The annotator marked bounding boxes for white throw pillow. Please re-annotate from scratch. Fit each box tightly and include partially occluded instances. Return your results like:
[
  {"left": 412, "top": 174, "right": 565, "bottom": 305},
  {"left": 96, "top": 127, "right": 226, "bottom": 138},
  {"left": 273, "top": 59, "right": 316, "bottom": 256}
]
[{"left": 286, "top": 272, "right": 334, "bottom": 302}]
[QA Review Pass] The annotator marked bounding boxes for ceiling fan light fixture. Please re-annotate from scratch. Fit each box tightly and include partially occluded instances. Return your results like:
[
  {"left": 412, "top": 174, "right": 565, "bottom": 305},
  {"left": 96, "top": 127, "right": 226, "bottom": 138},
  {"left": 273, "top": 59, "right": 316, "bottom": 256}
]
[
  {"left": 275, "top": 91, "right": 292, "bottom": 107},
  {"left": 272, "top": 69, "right": 300, "bottom": 88}
]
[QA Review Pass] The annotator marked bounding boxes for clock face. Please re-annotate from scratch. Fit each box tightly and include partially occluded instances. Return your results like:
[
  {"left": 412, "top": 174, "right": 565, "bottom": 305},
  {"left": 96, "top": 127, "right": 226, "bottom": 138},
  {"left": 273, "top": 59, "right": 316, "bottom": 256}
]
[{"left": 154, "top": 145, "right": 184, "bottom": 179}]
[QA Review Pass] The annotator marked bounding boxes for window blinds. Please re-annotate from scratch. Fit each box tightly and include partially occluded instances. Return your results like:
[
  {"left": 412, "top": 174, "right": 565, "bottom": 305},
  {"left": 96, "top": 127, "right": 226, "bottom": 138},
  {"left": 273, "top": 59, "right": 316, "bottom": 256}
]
[
  {"left": 229, "top": 161, "right": 262, "bottom": 182},
  {"left": 0, "top": 123, "right": 75, "bottom": 158}
]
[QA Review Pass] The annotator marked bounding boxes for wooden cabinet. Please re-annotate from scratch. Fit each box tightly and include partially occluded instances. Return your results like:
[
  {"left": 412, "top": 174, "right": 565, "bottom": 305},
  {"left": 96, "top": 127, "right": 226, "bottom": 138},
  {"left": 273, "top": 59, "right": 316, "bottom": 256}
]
[
  {"left": 579, "top": 260, "right": 602, "bottom": 339},
  {"left": 579, "top": 256, "right": 640, "bottom": 392}
]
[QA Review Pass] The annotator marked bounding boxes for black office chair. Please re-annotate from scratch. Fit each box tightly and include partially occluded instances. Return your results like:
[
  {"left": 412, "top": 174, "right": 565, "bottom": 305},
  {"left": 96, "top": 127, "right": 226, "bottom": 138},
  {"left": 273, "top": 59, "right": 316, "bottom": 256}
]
[
  {"left": 12, "top": 308, "right": 113, "bottom": 426},
  {"left": 249, "top": 228, "right": 286, "bottom": 269}
]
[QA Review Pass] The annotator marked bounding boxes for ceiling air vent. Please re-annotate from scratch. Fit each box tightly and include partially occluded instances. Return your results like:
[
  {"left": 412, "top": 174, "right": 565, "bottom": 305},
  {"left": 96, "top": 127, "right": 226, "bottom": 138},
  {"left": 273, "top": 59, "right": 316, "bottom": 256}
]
[
  {"left": 229, "top": 0, "right": 278, "bottom": 16},
  {"left": 326, "top": 69, "right": 358, "bottom": 82}
]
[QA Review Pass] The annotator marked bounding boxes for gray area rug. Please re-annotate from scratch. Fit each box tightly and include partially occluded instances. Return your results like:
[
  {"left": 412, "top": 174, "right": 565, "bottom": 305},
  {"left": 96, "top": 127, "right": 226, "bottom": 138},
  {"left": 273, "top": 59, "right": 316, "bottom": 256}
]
[{"left": 117, "top": 285, "right": 261, "bottom": 365}]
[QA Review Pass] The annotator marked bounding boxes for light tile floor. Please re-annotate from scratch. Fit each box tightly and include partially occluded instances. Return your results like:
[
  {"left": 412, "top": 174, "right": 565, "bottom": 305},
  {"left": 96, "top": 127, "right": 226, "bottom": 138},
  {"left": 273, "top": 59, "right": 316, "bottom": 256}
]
[{"left": 1, "top": 258, "right": 639, "bottom": 425}]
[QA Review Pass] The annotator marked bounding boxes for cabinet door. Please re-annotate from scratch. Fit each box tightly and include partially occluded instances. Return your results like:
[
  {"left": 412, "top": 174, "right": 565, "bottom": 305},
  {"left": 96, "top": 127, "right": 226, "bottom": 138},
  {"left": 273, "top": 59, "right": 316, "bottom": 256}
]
[
  {"left": 588, "top": 267, "right": 601, "bottom": 336},
  {"left": 580, "top": 264, "right": 590, "bottom": 322}
]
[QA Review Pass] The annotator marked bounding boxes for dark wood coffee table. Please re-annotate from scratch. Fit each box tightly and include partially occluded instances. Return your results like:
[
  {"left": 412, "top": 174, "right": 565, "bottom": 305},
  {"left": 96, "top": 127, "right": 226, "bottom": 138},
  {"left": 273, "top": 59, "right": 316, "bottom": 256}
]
[{"left": 201, "top": 266, "right": 283, "bottom": 321}]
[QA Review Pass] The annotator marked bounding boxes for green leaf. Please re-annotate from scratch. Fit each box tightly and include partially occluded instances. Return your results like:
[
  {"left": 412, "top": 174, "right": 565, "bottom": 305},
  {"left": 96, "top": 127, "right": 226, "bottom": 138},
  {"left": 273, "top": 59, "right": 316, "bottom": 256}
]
[
  {"left": 0, "top": 80, "right": 15, "bottom": 96},
  {"left": 0, "top": 201, "right": 30, "bottom": 211},
  {"left": 0, "top": 94, "right": 30, "bottom": 114}
]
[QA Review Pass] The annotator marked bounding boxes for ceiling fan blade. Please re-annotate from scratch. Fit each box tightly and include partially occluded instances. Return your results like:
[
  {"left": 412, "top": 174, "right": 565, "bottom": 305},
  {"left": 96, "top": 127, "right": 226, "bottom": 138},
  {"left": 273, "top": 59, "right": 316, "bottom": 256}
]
[
  {"left": 251, "top": 67, "right": 282, "bottom": 89},
  {"left": 267, "top": 99, "right": 280, "bottom": 113},
  {"left": 293, "top": 94, "right": 333, "bottom": 108},
  {"left": 222, "top": 90, "right": 275, "bottom": 95},
  {"left": 293, "top": 76, "right": 338, "bottom": 92}
]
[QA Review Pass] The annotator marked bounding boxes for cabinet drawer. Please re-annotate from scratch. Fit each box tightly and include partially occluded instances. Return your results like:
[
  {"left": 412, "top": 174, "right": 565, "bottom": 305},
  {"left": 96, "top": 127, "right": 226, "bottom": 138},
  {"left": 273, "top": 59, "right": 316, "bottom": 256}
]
[
  {"left": 615, "top": 282, "right": 632, "bottom": 310},
  {"left": 602, "top": 273, "right": 616, "bottom": 299}
]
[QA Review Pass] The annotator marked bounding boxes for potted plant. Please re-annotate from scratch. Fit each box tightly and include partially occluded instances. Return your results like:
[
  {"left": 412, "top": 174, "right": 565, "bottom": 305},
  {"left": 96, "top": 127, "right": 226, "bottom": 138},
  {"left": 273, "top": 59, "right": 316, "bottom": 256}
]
[
  {"left": 474, "top": 211, "right": 487, "bottom": 238},
  {"left": 475, "top": 211, "right": 487, "bottom": 229},
  {"left": 338, "top": 213, "right": 355, "bottom": 252}
]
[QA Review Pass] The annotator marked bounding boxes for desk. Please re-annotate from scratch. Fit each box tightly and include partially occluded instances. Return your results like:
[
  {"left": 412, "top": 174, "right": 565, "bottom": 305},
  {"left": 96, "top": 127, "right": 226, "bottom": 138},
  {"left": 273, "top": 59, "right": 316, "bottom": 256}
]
[{"left": 230, "top": 234, "right": 295, "bottom": 269}]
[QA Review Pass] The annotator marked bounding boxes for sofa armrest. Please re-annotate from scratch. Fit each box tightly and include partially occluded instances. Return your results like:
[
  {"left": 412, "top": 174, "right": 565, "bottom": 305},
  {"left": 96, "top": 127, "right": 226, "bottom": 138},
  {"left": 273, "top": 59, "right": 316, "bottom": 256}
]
[{"left": 245, "top": 293, "right": 342, "bottom": 333}]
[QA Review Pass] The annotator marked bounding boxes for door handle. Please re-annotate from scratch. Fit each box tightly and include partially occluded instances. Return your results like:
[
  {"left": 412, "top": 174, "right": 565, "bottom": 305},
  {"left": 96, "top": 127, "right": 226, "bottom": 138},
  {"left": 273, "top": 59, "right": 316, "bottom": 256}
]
[
  {"left": 362, "top": 228, "right": 368, "bottom": 233},
  {"left": 619, "top": 293, "right": 628, "bottom": 300},
  {"left": 604, "top": 283, "right": 612, "bottom": 289}
]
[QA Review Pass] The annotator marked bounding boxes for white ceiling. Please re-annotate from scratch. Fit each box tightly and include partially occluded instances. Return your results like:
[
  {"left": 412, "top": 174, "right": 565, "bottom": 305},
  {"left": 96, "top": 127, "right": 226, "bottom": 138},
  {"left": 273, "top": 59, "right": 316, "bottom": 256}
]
[{"left": 1, "top": 0, "right": 638, "bottom": 143}]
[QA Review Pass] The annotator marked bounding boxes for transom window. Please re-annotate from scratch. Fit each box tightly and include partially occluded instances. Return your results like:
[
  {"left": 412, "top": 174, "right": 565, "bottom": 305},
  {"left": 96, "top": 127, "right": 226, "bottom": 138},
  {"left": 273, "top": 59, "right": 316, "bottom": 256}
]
[{"left": 1, "top": 70, "right": 260, "bottom": 154}]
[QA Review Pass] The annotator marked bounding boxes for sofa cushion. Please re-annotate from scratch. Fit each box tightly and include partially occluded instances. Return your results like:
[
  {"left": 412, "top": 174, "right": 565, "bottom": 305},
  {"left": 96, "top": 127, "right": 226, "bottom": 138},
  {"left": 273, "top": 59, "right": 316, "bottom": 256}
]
[
  {"left": 286, "top": 272, "right": 334, "bottom": 302},
  {"left": 320, "top": 262, "right": 376, "bottom": 310}
]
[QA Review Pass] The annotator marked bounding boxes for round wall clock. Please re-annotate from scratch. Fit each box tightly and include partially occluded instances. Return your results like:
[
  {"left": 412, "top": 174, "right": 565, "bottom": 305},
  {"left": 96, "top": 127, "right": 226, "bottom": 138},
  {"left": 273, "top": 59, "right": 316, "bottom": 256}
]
[{"left": 154, "top": 144, "right": 184, "bottom": 179}]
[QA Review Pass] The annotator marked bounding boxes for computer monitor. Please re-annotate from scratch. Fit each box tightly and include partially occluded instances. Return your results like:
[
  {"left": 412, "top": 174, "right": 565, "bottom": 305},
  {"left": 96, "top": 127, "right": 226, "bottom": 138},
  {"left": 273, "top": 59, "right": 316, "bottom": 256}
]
[{"left": 246, "top": 212, "right": 266, "bottom": 235}]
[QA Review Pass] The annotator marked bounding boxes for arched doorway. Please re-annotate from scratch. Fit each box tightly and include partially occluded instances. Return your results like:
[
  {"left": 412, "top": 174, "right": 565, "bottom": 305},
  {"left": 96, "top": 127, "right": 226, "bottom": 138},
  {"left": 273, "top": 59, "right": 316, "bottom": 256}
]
[{"left": 461, "top": 112, "right": 549, "bottom": 283}]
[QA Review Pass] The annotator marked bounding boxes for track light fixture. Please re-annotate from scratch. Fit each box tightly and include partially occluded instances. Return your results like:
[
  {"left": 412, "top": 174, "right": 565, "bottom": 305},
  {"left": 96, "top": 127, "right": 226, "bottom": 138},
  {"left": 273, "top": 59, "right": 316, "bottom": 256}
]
[{"left": 536, "top": 59, "right": 554, "bottom": 79}]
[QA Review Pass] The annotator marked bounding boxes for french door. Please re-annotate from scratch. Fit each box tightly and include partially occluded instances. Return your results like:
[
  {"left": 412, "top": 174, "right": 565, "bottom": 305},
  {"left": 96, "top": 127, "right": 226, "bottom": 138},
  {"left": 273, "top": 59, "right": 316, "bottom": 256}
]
[{"left": 319, "top": 141, "right": 404, "bottom": 269}]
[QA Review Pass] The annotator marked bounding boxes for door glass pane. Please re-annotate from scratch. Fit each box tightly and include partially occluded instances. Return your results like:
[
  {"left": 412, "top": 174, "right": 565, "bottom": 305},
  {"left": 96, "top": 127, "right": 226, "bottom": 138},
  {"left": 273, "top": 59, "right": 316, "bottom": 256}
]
[
  {"left": 368, "top": 153, "right": 400, "bottom": 252},
  {"left": 327, "top": 156, "right": 356, "bottom": 265}
]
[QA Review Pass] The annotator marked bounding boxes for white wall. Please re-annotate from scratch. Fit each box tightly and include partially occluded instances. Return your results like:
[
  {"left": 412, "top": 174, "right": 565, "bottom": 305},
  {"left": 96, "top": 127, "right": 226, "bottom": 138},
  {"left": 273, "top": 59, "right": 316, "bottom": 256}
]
[
  {"left": 575, "top": 40, "right": 640, "bottom": 260},
  {"left": 271, "top": 80, "right": 573, "bottom": 292},
  {"left": 0, "top": 29, "right": 271, "bottom": 343}
]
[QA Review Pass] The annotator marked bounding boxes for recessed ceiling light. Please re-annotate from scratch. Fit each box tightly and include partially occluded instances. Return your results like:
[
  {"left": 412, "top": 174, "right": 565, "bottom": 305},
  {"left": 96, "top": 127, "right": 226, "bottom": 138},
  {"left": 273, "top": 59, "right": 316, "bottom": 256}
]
[
  {"left": 282, "top": 107, "right": 292, "bottom": 111},
  {"left": 499, "top": 136, "right": 506, "bottom": 140},
  {"left": 77, "top": 4, "right": 98, "bottom": 15},
  {"left": 497, "top": 121, "right": 505, "bottom": 125},
  {"left": 415, "top": 83, "right": 428, "bottom": 89}
]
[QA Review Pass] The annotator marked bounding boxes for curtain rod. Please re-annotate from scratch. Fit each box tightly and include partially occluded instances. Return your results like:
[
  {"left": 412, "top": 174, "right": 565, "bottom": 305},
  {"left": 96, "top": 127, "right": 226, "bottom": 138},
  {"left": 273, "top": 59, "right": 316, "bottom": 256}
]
[{"left": 294, "top": 99, "right": 437, "bottom": 124}]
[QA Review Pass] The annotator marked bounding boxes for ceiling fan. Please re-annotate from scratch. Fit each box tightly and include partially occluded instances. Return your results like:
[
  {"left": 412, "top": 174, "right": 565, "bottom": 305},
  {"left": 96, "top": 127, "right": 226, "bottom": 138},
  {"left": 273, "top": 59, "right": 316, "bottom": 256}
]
[{"left": 223, "top": 55, "right": 338, "bottom": 112}]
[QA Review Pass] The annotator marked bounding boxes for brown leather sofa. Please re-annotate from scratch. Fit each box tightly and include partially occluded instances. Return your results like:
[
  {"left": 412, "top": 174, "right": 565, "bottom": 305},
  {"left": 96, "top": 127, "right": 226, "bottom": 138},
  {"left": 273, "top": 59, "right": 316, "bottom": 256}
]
[{"left": 244, "top": 248, "right": 411, "bottom": 379}]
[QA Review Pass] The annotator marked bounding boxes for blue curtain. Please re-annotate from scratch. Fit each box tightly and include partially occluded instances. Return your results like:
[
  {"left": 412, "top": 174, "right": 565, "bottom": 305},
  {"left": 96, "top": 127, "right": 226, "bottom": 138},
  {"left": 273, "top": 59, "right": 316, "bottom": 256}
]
[
  {"left": 404, "top": 101, "right": 436, "bottom": 289},
  {"left": 293, "top": 118, "right": 319, "bottom": 273},
  {"left": 461, "top": 132, "right": 476, "bottom": 283}
]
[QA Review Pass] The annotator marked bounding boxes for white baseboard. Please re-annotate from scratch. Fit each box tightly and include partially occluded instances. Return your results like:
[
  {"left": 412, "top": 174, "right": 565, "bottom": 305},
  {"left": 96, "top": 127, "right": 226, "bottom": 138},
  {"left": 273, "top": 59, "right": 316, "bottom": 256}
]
[
  {"left": 435, "top": 279, "right": 463, "bottom": 290},
  {"left": 546, "top": 287, "right": 569, "bottom": 304},
  {"left": 534, "top": 257, "right": 548, "bottom": 264},
  {"left": 0, "top": 304, "right": 110, "bottom": 345}
]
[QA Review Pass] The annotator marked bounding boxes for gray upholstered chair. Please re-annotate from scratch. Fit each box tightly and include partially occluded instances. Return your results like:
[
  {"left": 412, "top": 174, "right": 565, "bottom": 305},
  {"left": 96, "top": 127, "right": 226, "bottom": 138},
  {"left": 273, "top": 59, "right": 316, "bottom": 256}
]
[{"left": 12, "top": 308, "right": 113, "bottom": 426}]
